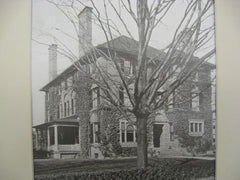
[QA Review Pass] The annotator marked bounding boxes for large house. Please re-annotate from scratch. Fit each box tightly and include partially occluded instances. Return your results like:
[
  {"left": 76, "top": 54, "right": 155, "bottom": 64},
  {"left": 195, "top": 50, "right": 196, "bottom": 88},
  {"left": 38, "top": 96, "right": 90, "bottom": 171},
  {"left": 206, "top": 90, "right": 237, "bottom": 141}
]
[{"left": 33, "top": 7, "right": 215, "bottom": 159}]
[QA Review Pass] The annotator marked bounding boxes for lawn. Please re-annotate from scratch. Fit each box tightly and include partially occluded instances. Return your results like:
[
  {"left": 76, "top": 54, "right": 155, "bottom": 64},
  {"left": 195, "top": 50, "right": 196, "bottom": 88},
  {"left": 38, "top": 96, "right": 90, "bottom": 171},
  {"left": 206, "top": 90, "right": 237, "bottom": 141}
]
[{"left": 34, "top": 157, "right": 215, "bottom": 180}]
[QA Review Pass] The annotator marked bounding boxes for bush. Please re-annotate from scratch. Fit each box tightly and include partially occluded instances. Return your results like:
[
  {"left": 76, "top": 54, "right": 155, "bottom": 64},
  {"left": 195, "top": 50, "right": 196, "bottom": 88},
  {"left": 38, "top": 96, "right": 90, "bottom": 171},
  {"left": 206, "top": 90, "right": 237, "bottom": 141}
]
[
  {"left": 178, "top": 133, "right": 213, "bottom": 155},
  {"left": 35, "top": 162, "right": 215, "bottom": 180},
  {"left": 121, "top": 147, "right": 137, "bottom": 157},
  {"left": 33, "top": 150, "right": 50, "bottom": 159}
]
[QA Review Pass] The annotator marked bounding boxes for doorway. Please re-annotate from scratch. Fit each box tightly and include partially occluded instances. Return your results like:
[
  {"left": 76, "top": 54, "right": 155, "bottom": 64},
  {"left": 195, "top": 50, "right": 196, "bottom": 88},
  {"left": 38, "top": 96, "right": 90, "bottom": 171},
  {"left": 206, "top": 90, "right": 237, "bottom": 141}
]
[{"left": 153, "top": 124, "right": 163, "bottom": 148}]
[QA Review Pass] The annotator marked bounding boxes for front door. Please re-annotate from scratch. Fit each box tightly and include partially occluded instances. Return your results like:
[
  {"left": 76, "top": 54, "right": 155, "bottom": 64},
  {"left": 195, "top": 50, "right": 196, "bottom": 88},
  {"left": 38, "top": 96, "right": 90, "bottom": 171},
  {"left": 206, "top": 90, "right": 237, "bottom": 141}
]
[{"left": 153, "top": 124, "right": 163, "bottom": 148}]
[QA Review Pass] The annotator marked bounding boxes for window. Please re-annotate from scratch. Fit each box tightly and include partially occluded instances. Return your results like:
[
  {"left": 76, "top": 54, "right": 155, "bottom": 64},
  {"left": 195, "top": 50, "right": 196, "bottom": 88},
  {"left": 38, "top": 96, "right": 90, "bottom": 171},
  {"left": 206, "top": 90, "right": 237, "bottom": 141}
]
[
  {"left": 73, "top": 72, "right": 78, "bottom": 81},
  {"left": 194, "top": 72, "right": 199, "bottom": 82},
  {"left": 58, "top": 126, "right": 79, "bottom": 145},
  {"left": 90, "top": 64, "right": 96, "bottom": 74},
  {"left": 67, "top": 76, "right": 73, "bottom": 88},
  {"left": 120, "top": 120, "right": 136, "bottom": 143},
  {"left": 47, "top": 108, "right": 50, "bottom": 122},
  {"left": 188, "top": 119, "right": 204, "bottom": 136},
  {"left": 119, "top": 86, "right": 124, "bottom": 105},
  {"left": 92, "top": 87, "right": 100, "bottom": 108},
  {"left": 90, "top": 122, "right": 100, "bottom": 144},
  {"left": 168, "top": 90, "right": 175, "bottom": 109},
  {"left": 124, "top": 60, "right": 131, "bottom": 75},
  {"left": 49, "top": 127, "right": 55, "bottom": 145},
  {"left": 57, "top": 105, "right": 60, "bottom": 119},
  {"left": 58, "top": 85, "right": 61, "bottom": 95},
  {"left": 64, "top": 80, "right": 67, "bottom": 89},
  {"left": 89, "top": 90, "right": 93, "bottom": 109},
  {"left": 64, "top": 102, "right": 67, "bottom": 117},
  {"left": 170, "top": 123, "right": 174, "bottom": 141},
  {"left": 46, "top": 92, "right": 49, "bottom": 101},
  {"left": 191, "top": 87, "right": 199, "bottom": 111},
  {"left": 60, "top": 104, "right": 63, "bottom": 118},
  {"left": 71, "top": 99, "right": 75, "bottom": 115},
  {"left": 67, "top": 101, "right": 70, "bottom": 116},
  {"left": 61, "top": 81, "right": 65, "bottom": 90}
]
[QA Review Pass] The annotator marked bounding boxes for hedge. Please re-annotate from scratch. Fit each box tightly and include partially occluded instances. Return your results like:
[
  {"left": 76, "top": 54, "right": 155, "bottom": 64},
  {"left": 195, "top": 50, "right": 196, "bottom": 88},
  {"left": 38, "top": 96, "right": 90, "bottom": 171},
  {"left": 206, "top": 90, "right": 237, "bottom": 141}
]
[{"left": 35, "top": 164, "right": 215, "bottom": 180}]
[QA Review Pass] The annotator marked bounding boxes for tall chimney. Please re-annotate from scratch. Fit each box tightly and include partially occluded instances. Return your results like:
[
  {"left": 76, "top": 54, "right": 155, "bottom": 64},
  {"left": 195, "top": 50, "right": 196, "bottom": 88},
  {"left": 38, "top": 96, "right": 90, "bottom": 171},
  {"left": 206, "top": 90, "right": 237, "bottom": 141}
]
[
  {"left": 78, "top": 6, "right": 93, "bottom": 57},
  {"left": 48, "top": 44, "right": 57, "bottom": 81}
]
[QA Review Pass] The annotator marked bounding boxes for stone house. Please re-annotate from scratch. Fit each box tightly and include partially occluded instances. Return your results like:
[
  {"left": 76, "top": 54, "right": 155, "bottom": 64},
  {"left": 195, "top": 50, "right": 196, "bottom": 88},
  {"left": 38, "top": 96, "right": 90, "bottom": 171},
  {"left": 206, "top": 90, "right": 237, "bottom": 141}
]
[{"left": 33, "top": 7, "right": 215, "bottom": 159}]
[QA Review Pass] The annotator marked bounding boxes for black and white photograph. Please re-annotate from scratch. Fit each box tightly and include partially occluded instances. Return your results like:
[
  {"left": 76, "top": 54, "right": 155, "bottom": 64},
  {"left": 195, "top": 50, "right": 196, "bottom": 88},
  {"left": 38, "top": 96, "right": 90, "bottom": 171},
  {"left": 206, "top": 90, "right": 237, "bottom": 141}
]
[{"left": 31, "top": 0, "right": 216, "bottom": 179}]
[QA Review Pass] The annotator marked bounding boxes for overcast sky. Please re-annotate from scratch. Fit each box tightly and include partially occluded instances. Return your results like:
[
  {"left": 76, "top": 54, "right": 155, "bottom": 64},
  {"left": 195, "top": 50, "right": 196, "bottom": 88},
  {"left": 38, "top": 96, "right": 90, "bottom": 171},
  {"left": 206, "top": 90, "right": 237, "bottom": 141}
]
[{"left": 31, "top": 0, "right": 215, "bottom": 126}]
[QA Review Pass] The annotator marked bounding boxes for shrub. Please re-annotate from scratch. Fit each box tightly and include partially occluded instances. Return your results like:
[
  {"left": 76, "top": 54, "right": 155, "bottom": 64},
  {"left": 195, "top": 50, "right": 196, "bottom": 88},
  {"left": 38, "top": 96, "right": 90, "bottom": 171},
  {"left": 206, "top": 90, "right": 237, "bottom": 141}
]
[
  {"left": 178, "top": 133, "right": 213, "bottom": 155},
  {"left": 35, "top": 162, "right": 215, "bottom": 180},
  {"left": 33, "top": 149, "right": 51, "bottom": 159}
]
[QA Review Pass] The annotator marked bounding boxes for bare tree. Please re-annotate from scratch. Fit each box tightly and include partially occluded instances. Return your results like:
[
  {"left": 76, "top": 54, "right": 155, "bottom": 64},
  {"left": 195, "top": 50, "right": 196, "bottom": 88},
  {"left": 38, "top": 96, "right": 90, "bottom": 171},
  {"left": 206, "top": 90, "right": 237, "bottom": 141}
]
[{"left": 40, "top": 0, "right": 215, "bottom": 168}]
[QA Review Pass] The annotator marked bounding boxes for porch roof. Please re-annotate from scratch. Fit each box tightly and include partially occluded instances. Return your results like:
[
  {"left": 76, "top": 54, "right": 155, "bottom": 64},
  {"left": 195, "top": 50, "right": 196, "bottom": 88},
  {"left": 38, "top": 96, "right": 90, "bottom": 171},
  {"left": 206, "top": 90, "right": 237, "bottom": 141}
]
[{"left": 33, "top": 119, "right": 79, "bottom": 129}]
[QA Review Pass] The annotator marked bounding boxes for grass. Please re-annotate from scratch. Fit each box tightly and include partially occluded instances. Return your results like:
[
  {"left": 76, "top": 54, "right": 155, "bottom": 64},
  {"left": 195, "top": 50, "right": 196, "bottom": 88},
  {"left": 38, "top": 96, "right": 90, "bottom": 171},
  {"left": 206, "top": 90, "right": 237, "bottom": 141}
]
[
  {"left": 34, "top": 158, "right": 137, "bottom": 176},
  {"left": 34, "top": 157, "right": 215, "bottom": 179}
]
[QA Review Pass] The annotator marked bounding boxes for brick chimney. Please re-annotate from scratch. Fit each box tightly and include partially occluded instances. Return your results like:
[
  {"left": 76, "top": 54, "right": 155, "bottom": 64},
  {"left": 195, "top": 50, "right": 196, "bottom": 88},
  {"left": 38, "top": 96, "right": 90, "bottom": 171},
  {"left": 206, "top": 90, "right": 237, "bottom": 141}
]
[
  {"left": 78, "top": 6, "right": 93, "bottom": 57},
  {"left": 48, "top": 44, "right": 57, "bottom": 81}
]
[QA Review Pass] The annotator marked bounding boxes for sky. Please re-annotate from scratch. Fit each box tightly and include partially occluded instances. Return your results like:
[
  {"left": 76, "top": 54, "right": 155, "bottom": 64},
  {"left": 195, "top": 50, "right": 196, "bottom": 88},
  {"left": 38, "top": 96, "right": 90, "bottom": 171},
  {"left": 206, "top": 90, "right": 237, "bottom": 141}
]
[{"left": 31, "top": 0, "right": 216, "bottom": 126}]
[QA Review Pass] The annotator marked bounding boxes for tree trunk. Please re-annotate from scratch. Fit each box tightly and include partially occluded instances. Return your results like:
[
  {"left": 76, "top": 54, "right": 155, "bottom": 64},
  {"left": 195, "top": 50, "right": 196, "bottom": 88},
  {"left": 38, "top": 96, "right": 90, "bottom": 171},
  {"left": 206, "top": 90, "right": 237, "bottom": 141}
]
[{"left": 136, "top": 115, "right": 148, "bottom": 168}]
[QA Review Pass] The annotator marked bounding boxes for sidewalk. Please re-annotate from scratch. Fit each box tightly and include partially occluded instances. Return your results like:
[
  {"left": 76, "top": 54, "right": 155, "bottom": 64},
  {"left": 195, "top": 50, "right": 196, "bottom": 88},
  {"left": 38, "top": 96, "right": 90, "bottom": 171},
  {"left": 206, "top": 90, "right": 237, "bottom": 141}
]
[{"left": 160, "top": 155, "right": 215, "bottom": 160}]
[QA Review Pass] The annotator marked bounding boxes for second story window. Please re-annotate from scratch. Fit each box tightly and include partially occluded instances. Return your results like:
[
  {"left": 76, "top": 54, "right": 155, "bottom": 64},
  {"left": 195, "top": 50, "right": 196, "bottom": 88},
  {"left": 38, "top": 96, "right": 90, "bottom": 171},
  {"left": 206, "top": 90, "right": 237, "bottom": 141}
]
[
  {"left": 67, "top": 101, "right": 70, "bottom": 116},
  {"left": 119, "top": 86, "right": 124, "bottom": 105},
  {"left": 59, "top": 104, "right": 63, "bottom": 118},
  {"left": 47, "top": 108, "right": 50, "bottom": 122},
  {"left": 92, "top": 87, "right": 100, "bottom": 108},
  {"left": 124, "top": 60, "right": 131, "bottom": 75},
  {"left": 64, "top": 102, "right": 67, "bottom": 117},
  {"left": 61, "top": 81, "right": 65, "bottom": 90},
  {"left": 57, "top": 105, "right": 60, "bottom": 119},
  {"left": 168, "top": 90, "right": 175, "bottom": 110},
  {"left": 65, "top": 80, "right": 67, "bottom": 90},
  {"left": 46, "top": 92, "right": 49, "bottom": 101},
  {"left": 71, "top": 99, "right": 75, "bottom": 115},
  {"left": 191, "top": 87, "right": 200, "bottom": 111}
]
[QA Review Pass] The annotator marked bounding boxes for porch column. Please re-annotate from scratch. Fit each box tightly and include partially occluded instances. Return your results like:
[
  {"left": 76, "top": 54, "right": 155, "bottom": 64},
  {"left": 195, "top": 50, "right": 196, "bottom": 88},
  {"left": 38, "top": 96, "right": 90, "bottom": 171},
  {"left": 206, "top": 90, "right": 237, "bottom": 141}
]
[
  {"left": 47, "top": 128, "right": 50, "bottom": 148},
  {"left": 78, "top": 126, "right": 81, "bottom": 145},
  {"left": 133, "top": 126, "right": 136, "bottom": 142},
  {"left": 54, "top": 125, "right": 58, "bottom": 150}
]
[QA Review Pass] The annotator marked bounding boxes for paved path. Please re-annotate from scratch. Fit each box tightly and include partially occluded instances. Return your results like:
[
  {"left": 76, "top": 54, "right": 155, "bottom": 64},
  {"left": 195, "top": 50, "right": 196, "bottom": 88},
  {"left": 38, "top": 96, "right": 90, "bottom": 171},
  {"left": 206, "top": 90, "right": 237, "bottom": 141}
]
[{"left": 161, "top": 156, "right": 215, "bottom": 160}]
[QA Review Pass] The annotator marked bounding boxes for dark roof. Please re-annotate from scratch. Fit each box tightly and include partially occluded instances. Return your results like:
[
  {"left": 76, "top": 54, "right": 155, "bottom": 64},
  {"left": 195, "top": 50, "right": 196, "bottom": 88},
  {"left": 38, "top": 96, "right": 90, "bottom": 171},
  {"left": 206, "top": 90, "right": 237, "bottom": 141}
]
[
  {"left": 40, "top": 35, "right": 215, "bottom": 91},
  {"left": 40, "top": 35, "right": 162, "bottom": 91},
  {"left": 97, "top": 35, "right": 161, "bottom": 59},
  {"left": 33, "top": 118, "right": 79, "bottom": 129}
]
